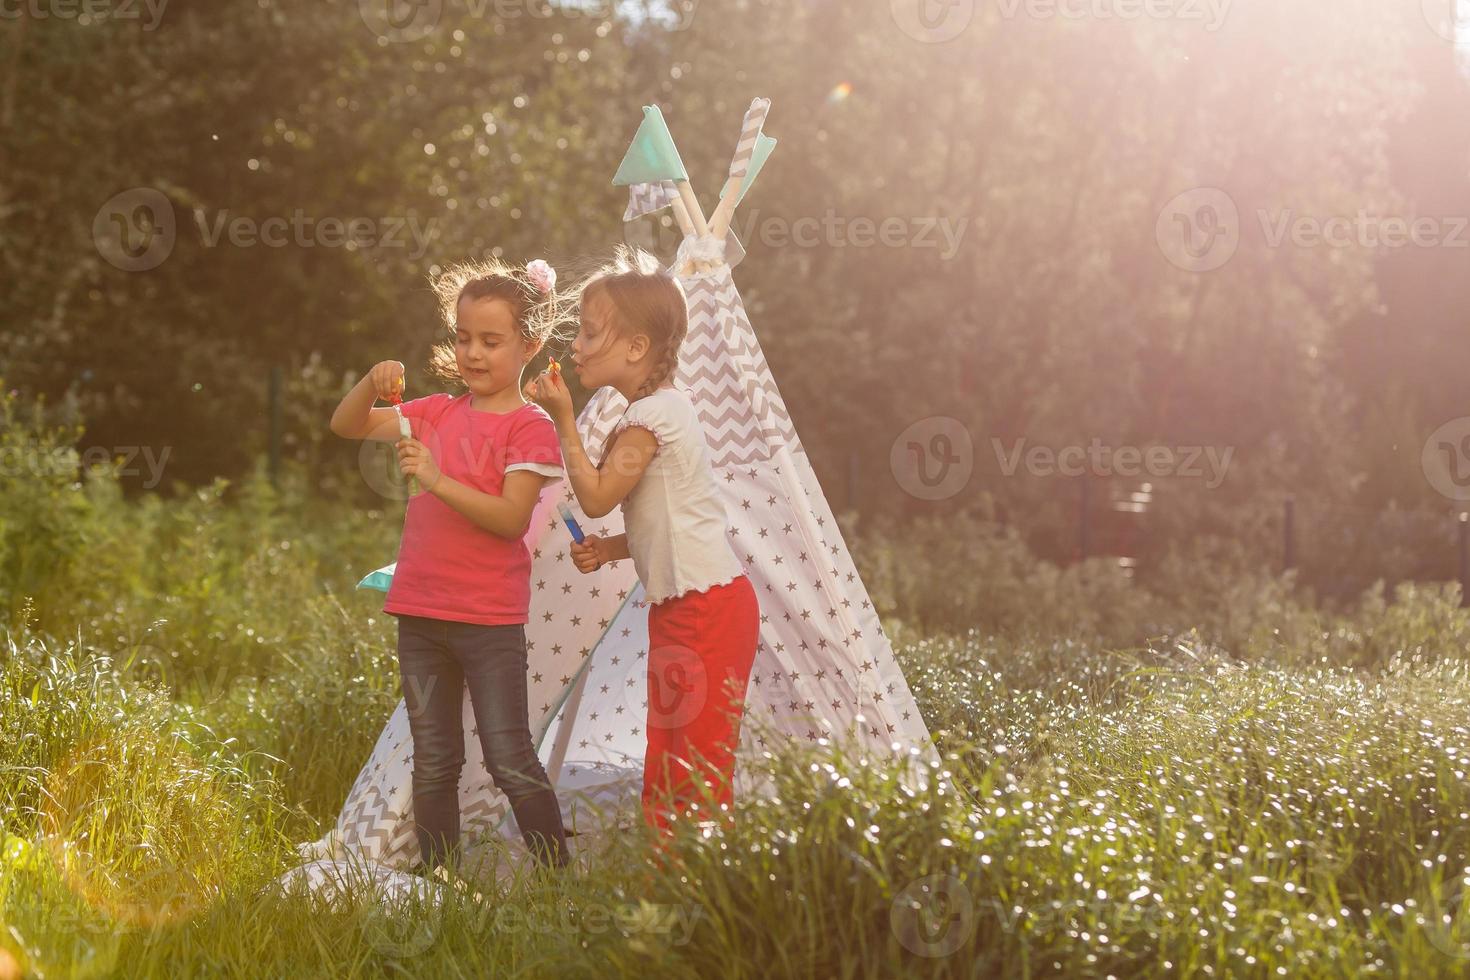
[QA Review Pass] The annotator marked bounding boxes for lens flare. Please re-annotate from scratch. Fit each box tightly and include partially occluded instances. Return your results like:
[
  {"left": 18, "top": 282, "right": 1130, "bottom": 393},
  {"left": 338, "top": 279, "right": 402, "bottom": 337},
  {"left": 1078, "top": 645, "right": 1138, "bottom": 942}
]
[{"left": 40, "top": 731, "right": 238, "bottom": 929}]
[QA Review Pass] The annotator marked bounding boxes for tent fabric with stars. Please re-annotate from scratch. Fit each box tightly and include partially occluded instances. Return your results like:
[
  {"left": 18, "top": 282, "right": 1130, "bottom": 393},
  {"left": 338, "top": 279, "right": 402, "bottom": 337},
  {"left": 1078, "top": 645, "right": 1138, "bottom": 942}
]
[{"left": 284, "top": 99, "right": 934, "bottom": 891}]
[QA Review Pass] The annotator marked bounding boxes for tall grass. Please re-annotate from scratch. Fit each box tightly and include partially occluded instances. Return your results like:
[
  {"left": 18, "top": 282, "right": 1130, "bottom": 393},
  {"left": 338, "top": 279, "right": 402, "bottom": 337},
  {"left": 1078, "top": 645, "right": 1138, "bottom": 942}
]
[
  {"left": 2, "top": 392, "right": 1469, "bottom": 977},
  {"left": 5, "top": 628, "right": 1467, "bottom": 977}
]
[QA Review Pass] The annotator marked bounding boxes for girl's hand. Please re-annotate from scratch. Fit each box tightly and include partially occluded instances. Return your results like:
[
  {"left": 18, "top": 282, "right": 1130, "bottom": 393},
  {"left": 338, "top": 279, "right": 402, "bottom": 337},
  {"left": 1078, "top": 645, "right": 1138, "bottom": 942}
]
[
  {"left": 396, "top": 436, "right": 440, "bottom": 490},
  {"left": 371, "top": 360, "right": 407, "bottom": 402},
  {"left": 524, "top": 365, "right": 573, "bottom": 423},
  {"left": 570, "top": 533, "right": 609, "bottom": 574}
]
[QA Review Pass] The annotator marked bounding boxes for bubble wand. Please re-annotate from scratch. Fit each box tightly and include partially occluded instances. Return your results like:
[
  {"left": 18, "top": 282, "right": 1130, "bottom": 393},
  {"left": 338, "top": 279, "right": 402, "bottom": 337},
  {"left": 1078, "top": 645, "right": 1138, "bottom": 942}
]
[
  {"left": 544, "top": 360, "right": 581, "bottom": 541},
  {"left": 556, "top": 502, "right": 585, "bottom": 544},
  {"left": 389, "top": 377, "right": 419, "bottom": 497}
]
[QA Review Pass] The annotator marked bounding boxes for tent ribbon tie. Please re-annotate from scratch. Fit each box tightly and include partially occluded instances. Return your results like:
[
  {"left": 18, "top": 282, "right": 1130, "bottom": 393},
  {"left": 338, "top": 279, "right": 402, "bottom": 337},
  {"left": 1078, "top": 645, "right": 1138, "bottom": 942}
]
[{"left": 674, "top": 233, "right": 727, "bottom": 278}]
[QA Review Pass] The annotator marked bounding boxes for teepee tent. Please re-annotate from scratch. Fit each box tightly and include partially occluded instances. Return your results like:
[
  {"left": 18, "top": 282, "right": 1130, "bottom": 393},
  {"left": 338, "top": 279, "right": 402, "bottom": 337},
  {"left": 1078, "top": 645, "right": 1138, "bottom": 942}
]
[{"left": 289, "top": 99, "right": 934, "bottom": 890}]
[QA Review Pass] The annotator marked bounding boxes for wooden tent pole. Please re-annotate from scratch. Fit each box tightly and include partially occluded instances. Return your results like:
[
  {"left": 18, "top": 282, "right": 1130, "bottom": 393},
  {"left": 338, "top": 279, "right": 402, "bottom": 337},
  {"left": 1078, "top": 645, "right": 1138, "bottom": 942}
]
[
  {"left": 674, "top": 180, "right": 710, "bottom": 238},
  {"left": 707, "top": 177, "right": 742, "bottom": 242},
  {"left": 544, "top": 666, "right": 592, "bottom": 781},
  {"left": 669, "top": 194, "right": 696, "bottom": 238}
]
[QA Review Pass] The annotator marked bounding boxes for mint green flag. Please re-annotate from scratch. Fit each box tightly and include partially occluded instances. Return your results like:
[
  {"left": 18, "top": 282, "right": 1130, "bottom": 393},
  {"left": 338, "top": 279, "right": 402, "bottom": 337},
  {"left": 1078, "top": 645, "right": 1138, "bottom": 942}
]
[
  {"left": 721, "top": 132, "right": 777, "bottom": 208},
  {"left": 611, "top": 106, "right": 689, "bottom": 186},
  {"left": 357, "top": 562, "right": 395, "bottom": 593}
]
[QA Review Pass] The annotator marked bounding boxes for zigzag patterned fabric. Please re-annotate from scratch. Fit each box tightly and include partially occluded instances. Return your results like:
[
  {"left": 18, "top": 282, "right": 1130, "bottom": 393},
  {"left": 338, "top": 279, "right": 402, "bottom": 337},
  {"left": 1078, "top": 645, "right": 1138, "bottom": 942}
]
[
  {"left": 677, "top": 267, "right": 800, "bottom": 464},
  {"left": 623, "top": 180, "right": 678, "bottom": 221},
  {"left": 726, "top": 98, "right": 769, "bottom": 184}
]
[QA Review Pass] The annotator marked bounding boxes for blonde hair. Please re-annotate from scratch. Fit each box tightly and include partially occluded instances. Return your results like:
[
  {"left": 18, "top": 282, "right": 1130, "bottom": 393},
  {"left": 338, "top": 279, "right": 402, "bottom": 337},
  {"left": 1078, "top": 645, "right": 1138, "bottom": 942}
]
[
  {"left": 427, "top": 257, "right": 575, "bottom": 385},
  {"left": 578, "top": 246, "right": 688, "bottom": 400}
]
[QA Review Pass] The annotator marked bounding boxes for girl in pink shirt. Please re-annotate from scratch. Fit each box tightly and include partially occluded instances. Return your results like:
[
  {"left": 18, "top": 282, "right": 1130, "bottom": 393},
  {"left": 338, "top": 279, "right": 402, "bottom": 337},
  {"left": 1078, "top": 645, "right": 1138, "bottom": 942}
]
[{"left": 329, "top": 258, "right": 572, "bottom": 871}]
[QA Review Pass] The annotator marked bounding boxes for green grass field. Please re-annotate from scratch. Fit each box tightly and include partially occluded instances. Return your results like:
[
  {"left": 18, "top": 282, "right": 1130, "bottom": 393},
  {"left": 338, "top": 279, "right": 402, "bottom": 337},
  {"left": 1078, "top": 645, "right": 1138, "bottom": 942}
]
[
  {"left": 4, "top": 615, "right": 1469, "bottom": 978},
  {"left": 1, "top": 414, "right": 1468, "bottom": 977}
]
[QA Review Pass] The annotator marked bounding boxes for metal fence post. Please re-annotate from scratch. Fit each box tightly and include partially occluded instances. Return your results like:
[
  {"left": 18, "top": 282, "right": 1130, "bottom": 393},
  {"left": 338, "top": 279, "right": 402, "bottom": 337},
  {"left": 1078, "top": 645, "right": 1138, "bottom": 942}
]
[
  {"left": 1283, "top": 497, "right": 1296, "bottom": 573},
  {"left": 1078, "top": 477, "right": 1090, "bottom": 560},
  {"left": 269, "top": 365, "right": 283, "bottom": 489},
  {"left": 1459, "top": 512, "right": 1468, "bottom": 608}
]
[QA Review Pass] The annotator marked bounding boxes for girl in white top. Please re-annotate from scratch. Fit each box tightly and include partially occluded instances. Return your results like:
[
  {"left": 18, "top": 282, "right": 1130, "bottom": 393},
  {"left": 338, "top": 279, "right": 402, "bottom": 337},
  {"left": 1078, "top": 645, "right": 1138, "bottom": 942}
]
[{"left": 525, "top": 247, "right": 759, "bottom": 838}]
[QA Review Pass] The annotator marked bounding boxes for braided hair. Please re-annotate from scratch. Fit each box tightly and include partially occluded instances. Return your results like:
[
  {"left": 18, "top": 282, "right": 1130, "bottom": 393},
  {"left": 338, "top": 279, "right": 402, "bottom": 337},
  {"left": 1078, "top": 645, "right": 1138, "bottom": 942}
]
[{"left": 578, "top": 246, "right": 687, "bottom": 401}]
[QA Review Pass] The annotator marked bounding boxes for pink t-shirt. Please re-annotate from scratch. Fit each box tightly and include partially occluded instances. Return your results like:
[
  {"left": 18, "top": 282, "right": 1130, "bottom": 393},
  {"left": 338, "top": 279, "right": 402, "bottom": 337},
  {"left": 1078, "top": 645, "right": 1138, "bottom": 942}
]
[{"left": 383, "top": 393, "right": 564, "bottom": 626}]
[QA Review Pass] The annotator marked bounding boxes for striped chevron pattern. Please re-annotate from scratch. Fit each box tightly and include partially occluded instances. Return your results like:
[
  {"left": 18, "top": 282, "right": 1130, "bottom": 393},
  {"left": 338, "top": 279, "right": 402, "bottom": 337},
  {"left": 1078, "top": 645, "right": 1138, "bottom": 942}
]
[
  {"left": 623, "top": 180, "right": 678, "bottom": 221},
  {"left": 676, "top": 268, "right": 801, "bottom": 465},
  {"left": 286, "top": 102, "right": 934, "bottom": 899},
  {"left": 727, "top": 98, "right": 771, "bottom": 182}
]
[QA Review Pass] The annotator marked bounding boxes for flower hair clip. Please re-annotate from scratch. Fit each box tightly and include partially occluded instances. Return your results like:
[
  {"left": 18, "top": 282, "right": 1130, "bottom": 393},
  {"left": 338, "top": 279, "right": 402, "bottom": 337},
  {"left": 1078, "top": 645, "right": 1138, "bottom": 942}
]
[{"left": 526, "top": 259, "right": 557, "bottom": 295}]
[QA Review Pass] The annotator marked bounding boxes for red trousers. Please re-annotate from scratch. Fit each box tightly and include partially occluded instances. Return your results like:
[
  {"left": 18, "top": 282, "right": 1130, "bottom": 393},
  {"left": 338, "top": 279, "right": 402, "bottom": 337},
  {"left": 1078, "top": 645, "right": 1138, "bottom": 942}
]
[{"left": 642, "top": 574, "right": 760, "bottom": 835}]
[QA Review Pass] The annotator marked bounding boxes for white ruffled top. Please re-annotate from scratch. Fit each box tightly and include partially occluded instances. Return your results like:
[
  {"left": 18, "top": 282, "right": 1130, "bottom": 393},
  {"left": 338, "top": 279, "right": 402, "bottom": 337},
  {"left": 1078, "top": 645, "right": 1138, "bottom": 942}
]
[{"left": 608, "top": 386, "right": 744, "bottom": 605}]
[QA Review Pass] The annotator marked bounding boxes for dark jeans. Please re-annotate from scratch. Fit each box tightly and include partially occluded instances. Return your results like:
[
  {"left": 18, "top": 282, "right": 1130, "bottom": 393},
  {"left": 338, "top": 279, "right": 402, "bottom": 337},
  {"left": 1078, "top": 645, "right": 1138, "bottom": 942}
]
[{"left": 396, "top": 614, "right": 569, "bottom": 869}]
